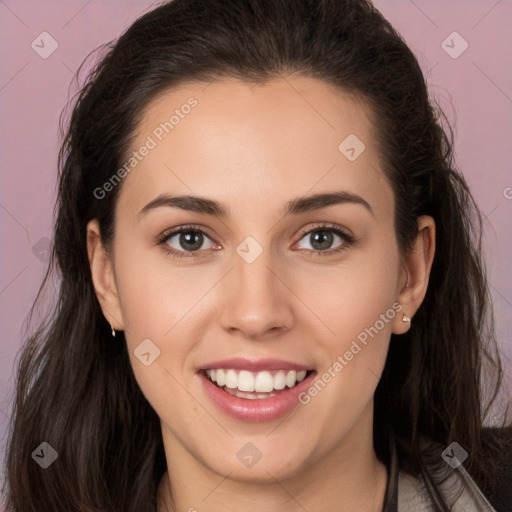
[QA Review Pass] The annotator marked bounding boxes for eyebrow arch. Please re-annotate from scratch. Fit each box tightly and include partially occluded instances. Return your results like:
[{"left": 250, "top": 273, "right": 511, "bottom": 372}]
[
  {"left": 282, "top": 191, "right": 374, "bottom": 218},
  {"left": 139, "top": 191, "right": 374, "bottom": 219}
]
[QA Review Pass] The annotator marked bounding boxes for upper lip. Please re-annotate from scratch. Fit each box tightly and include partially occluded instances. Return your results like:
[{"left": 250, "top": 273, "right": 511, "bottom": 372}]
[{"left": 197, "top": 357, "right": 313, "bottom": 372}]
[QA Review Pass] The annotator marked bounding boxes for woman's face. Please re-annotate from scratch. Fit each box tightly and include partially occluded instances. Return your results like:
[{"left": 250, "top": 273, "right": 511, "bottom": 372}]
[{"left": 88, "top": 75, "right": 431, "bottom": 484}]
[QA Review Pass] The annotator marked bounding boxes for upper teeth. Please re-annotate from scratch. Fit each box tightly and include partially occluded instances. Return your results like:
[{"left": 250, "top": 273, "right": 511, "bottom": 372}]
[{"left": 205, "top": 369, "right": 308, "bottom": 392}]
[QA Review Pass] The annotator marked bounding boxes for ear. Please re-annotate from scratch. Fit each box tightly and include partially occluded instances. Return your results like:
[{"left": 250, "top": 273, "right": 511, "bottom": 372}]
[
  {"left": 86, "top": 219, "right": 124, "bottom": 331},
  {"left": 392, "top": 215, "right": 436, "bottom": 335}
]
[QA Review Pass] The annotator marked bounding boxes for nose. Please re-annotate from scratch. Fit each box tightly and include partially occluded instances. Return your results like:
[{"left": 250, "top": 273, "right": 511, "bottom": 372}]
[{"left": 218, "top": 244, "right": 295, "bottom": 340}]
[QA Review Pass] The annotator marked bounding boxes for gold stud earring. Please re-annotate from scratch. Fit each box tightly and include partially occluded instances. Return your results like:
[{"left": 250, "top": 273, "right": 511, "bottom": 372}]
[
  {"left": 402, "top": 315, "right": 411, "bottom": 323},
  {"left": 111, "top": 324, "right": 116, "bottom": 337}
]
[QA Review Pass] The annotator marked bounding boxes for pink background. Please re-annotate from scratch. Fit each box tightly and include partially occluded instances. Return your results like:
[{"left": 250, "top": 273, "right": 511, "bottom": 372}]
[{"left": 1, "top": 0, "right": 511, "bottom": 505}]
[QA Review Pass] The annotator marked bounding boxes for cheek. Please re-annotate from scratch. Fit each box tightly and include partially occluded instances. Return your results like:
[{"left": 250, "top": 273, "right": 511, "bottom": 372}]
[
  {"left": 296, "top": 238, "right": 400, "bottom": 343},
  {"left": 297, "top": 236, "right": 400, "bottom": 406},
  {"left": 298, "top": 260, "right": 399, "bottom": 439},
  {"left": 113, "top": 249, "right": 209, "bottom": 426},
  {"left": 114, "top": 242, "right": 213, "bottom": 340}
]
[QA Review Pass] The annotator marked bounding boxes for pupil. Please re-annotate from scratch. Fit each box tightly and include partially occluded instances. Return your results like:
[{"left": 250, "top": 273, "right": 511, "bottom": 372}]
[
  {"left": 180, "top": 231, "right": 203, "bottom": 251},
  {"left": 312, "top": 230, "right": 332, "bottom": 250}
]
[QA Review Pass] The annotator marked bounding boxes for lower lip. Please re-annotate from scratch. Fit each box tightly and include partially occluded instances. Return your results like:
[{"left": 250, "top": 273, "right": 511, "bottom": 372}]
[{"left": 198, "top": 371, "right": 317, "bottom": 422}]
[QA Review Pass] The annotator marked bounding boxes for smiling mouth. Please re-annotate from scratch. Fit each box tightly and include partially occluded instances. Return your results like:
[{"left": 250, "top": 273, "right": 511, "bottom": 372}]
[{"left": 201, "top": 368, "right": 315, "bottom": 400}]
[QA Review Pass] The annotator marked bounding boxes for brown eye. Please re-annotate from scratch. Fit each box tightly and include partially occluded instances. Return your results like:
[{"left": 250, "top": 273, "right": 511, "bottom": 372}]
[
  {"left": 159, "top": 225, "right": 218, "bottom": 257},
  {"left": 308, "top": 230, "right": 336, "bottom": 251},
  {"left": 294, "top": 225, "right": 355, "bottom": 255},
  {"left": 172, "top": 230, "right": 205, "bottom": 252}
]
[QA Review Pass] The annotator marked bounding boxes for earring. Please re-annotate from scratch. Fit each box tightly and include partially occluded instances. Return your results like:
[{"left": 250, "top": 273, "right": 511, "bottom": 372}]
[
  {"left": 402, "top": 315, "right": 411, "bottom": 323},
  {"left": 111, "top": 324, "right": 116, "bottom": 337}
]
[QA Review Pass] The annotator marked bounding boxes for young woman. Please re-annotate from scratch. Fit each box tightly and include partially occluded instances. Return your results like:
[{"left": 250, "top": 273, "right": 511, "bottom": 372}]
[{"left": 4, "top": 0, "right": 511, "bottom": 510}]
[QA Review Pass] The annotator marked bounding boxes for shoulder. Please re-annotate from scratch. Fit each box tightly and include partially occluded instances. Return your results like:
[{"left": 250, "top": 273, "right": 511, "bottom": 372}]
[
  {"left": 480, "top": 426, "right": 512, "bottom": 512},
  {"left": 396, "top": 429, "right": 512, "bottom": 512}
]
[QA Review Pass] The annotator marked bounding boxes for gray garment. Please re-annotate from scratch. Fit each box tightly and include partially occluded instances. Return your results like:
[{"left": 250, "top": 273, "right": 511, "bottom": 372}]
[
  {"left": 382, "top": 434, "right": 503, "bottom": 512},
  {"left": 398, "top": 465, "right": 497, "bottom": 511}
]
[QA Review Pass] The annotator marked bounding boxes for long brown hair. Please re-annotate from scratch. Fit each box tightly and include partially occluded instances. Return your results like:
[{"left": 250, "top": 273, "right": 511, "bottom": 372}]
[{"left": 4, "top": 0, "right": 510, "bottom": 510}]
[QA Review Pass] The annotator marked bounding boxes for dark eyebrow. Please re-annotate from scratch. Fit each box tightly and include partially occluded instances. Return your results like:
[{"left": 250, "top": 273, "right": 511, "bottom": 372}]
[
  {"left": 139, "top": 194, "right": 229, "bottom": 218},
  {"left": 281, "top": 191, "right": 374, "bottom": 218},
  {"left": 139, "top": 191, "right": 374, "bottom": 219}
]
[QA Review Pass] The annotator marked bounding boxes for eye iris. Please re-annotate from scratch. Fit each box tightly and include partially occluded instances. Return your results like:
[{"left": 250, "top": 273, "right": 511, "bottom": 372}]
[
  {"left": 311, "top": 230, "right": 333, "bottom": 250},
  {"left": 180, "top": 231, "right": 203, "bottom": 251}
]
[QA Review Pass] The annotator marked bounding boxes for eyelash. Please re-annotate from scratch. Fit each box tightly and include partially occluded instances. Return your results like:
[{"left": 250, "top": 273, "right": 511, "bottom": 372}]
[{"left": 157, "top": 223, "right": 356, "bottom": 259}]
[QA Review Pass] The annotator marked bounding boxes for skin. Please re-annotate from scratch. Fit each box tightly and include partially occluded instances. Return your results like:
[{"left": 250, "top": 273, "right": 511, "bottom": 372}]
[{"left": 87, "top": 75, "right": 435, "bottom": 512}]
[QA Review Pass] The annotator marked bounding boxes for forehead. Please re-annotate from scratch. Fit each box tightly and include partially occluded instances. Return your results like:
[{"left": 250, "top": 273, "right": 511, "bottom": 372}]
[{"left": 117, "top": 75, "right": 393, "bottom": 220}]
